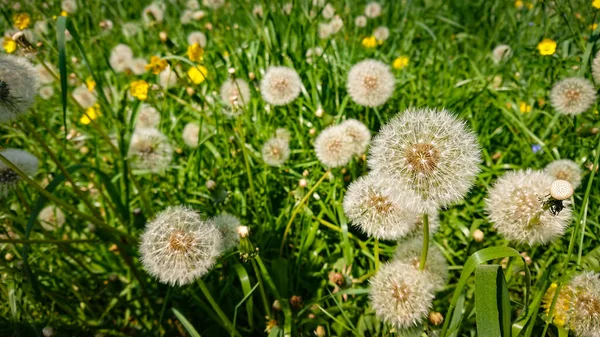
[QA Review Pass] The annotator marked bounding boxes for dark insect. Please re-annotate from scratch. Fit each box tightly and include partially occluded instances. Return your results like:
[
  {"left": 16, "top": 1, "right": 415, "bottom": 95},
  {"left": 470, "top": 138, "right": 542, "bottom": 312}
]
[{"left": 540, "top": 194, "right": 564, "bottom": 216}]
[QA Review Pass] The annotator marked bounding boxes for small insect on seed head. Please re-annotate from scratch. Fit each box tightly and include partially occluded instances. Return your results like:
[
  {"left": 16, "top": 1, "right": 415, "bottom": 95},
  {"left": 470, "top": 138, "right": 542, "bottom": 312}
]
[{"left": 550, "top": 179, "right": 574, "bottom": 201}]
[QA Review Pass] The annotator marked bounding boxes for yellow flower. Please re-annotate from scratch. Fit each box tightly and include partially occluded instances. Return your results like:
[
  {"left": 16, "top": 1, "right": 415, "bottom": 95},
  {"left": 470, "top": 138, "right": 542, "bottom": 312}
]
[
  {"left": 223, "top": 50, "right": 230, "bottom": 58},
  {"left": 13, "top": 13, "right": 31, "bottom": 30},
  {"left": 86, "top": 77, "right": 96, "bottom": 92},
  {"left": 594, "top": 0, "right": 600, "bottom": 9},
  {"left": 361, "top": 36, "right": 377, "bottom": 48},
  {"left": 393, "top": 56, "right": 409, "bottom": 70},
  {"left": 542, "top": 283, "right": 572, "bottom": 328},
  {"left": 187, "top": 65, "right": 208, "bottom": 84},
  {"left": 187, "top": 43, "right": 204, "bottom": 62},
  {"left": 526, "top": 2, "right": 533, "bottom": 9},
  {"left": 80, "top": 104, "right": 101, "bottom": 125},
  {"left": 61, "top": 10, "right": 68, "bottom": 17},
  {"left": 537, "top": 38, "right": 557, "bottom": 56},
  {"left": 519, "top": 102, "right": 532, "bottom": 113},
  {"left": 515, "top": 0, "right": 524, "bottom": 8},
  {"left": 3, "top": 36, "right": 17, "bottom": 54},
  {"left": 144, "top": 56, "right": 168, "bottom": 75},
  {"left": 130, "top": 80, "right": 150, "bottom": 101},
  {"left": 590, "top": 23, "right": 599, "bottom": 30}
]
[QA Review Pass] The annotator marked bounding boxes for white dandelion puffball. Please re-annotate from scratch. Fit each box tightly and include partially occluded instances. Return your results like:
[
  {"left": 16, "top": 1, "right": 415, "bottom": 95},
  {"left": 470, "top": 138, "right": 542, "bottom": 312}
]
[
  {"left": 181, "top": 10, "right": 194, "bottom": 24},
  {"left": 213, "top": 212, "right": 241, "bottom": 252},
  {"left": 129, "top": 58, "right": 148, "bottom": 76},
  {"left": 340, "top": 119, "right": 371, "bottom": 155},
  {"left": 72, "top": 85, "right": 97, "bottom": 109},
  {"left": 182, "top": 122, "right": 201, "bottom": 148},
  {"left": 136, "top": 104, "right": 161, "bottom": 128},
  {"left": 394, "top": 236, "right": 449, "bottom": 290},
  {"left": 159, "top": 66, "right": 178, "bottom": 89},
  {"left": 192, "top": 10, "right": 206, "bottom": 20},
  {"left": 370, "top": 260, "right": 435, "bottom": 330},
  {"left": 252, "top": 5, "right": 263, "bottom": 17},
  {"left": 318, "top": 22, "right": 332, "bottom": 39},
  {"left": 568, "top": 272, "right": 600, "bottom": 337},
  {"left": 0, "top": 149, "right": 38, "bottom": 197},
  {"left": 550, "top": 77, "right": 596, "bottom": 116},
  {"left": 369, "top": 108, "right": 481, "bottom": 213},
  {"left": 35, "top": 63, "right": 55, "bottom": 84},
  {"left": 140, "top": 206, "right": 222, "bottom": 286},
  {"left": 545, "top": 159, "right": 582, "bottom": 189},
  {"left": 347, "top": 59, "right": 395, "bottom": 107},
  {"left": 373, "top": 26, "right": 390, "bottom": 42},
  {"left": 314, "top": 125, "right": 354, "bottom": 168},
  {"left": 109, "top": 44, "right": 133, "bottom": 73},
  {"left": 142, "top": 3, "right": 165, "bottom": 23},
  {"left": 203, "top": 0, "right": 225, "bottom": 9},
  {"left": 330, "top": 16, "right": 344, "bottom": 34},
  {"left": 220, "top": 79, "right": 251, "bottom": 107},
  {"left": 61, "top": 0, "right": 77, "bottom": 13},
  {"left": 343, "top": 174, "right": 420, "bottom": 240},
  {"left": 187, "top": 0, "right": 200, "bottom": 10},
  {"left": 260, "top": 66, "right": 302, "bottom": 106},
  {"left": 122, "top": 22, "right": 140, "bottom": 38},
  {"left": 486, "top": 169, "right": 572, "bottom": 246},
  {"left": 364, "top": 2, "right": 382, "bottom": 18},
  {"left": 0, "top": 55, "right": 39, "bottom": 123},
  {"left": 355, "top": 15, "right": 367, "bottom": 27},
  {"left": 38, "top": 206, "right": 66, "bottom": 231},
  {"left": 187, "top": 31, "right": 207, "bottom": 48},
  {"left": 550, "top": 179, "right": 573, "bottom": 201},
  {"left": 322, "top": 3, "right": 335, "bottom": 19},
  {"left": 275, "top": 128, "right": 292, "bottom": 142},
  {"left": 492, "top": 44, "right": 512, "bottom": 63},
  {"left": 306, "top": 47, "right": 324, "bottom": 65},
  {"left": 128, "top": 128, "right": 173, "bottom": 172},
  {"left": 593, "top": 51, "right": 600, "bottom": 84},
  {"left": 262, "top": 137, "right": 290, "bottom": 166},
  {"left": 39, "top": 86, "right": 54, "bottom": 100},
  {"left": 34, "top": 20, "right": 49, "bottom": 35}
]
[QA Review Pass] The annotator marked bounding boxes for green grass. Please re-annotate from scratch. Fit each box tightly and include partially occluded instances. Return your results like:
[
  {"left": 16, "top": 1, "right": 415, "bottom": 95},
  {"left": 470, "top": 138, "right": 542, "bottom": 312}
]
[{"left": 1, "top": 0, "right": 600, "bottom": 336}]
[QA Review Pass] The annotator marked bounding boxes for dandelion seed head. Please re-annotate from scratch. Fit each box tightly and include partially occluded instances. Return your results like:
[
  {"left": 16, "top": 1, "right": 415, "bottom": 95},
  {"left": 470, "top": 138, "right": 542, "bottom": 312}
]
[
  {"left": 38, "top": 206, "right": 65, "bottom": 231},
  {"left": 550, "top": 77, "right": 596, "bottom": 116},
  {"left": 492, "top": 44, "right": 512, "bottom": 63},
  {"left": 128, "top": 128, "right": 173, "bottom": 172},
  {"left": 355, "top": 15, "right": 367, "bottom": 27},
  {"left": 593, "top": 51, "right": 600, "bottom": 84},
  {"left": 213, "top": 212, "right": 241, "bottom": 252},
  {"left": 134, "top": 104, "right": 160, "bottom": 129},
  {"left": 187, "top": 31, "right": 207, "bottom": 48},
  {"left": 35, "top": 63, "right": 54, "bottom": 84},
  {"left": 61, "top": 0, "right": 77, "bottom": 14},
  {"left": 260, "top": 66, "right": 302, "bottom": 106},
  {"left": 550, "top": 179, "right": 573, "bottom": 201},
  {"left": 394, "top": 236, "right": 448, "bottom": 290},
  {"left": 322, "top": 3, "right": 335, "bottom": 19},
  {"left": 568, "top": 272, "right": 600, "bottom": 337},
  {"left": 129, "top": 58, "right": 148, "bottom": 76},
  {"left": 220, "top": 79, "right": 250, "bottom": 107},
  {"left": 182, "top": 122, "right": 201, "bottom": 148},
  {"left": 347, "top": 59, "right": 395, "bottom": 107},
  {"left": 109, "top": 44, "right": 133, "bottom": 73},
  {"left": 365, "top": 2, "right": 382, "bottom": 18},
  {"left": 0, "top": 55, "right": 38, "bottom": 123},
  {"left": 314, "top": 125, "right": 354, "bottom": 168},
  {"left": 275, "top": 128, "right": 292, "bottom": 142},
  {"left": 71, "top": 85, "right": 97, "bottom": 109},
  {"left": 122, "top": 22, "right": 140, "bottom": 38},
  {"left": 159, "top": 65, "right": 178, "bottom": 89},
  {"left": 340, "top": 119, "right": 371, "bottom": 155},
  {"left": 373, "top": 26, "right": 390, "bottom": 41},
  {"left": 545, "top": 159, "right": 582, "bottom": 189},
  {"left": 262, "top": 137, "right": 290, "bottom": 166},
  {"left": 39, "top": 86, "right": 54, "bottom": 100},
  {"left": 142, "top": 3, "right": 165, "bottom": 23},
  {"left": 0, "top": 149, "right": 38, "bottom": 197}
]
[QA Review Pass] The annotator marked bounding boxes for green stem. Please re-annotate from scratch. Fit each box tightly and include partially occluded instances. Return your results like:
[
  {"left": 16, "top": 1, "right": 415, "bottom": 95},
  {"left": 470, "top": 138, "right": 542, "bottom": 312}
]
[
  {"left": 236, "top": 119, "right": 256, "bottom": 207},
  {"left": 250, "top": 259, "right": 272, "bottom": 320},
  {"left": 374, "top": 238, "right": 380, "bottom": 272},
  {"left": 0, "top": 239, "right": 100, "bottom": 244},
  {"left": 255, "top": 255, "right": 293, "bottom": 337},
  {"left": 197, "top": 278, "right": 242, "bottom": 337},
  {"left": 419, "top": 213, "right": 430, "bottom": 271}
]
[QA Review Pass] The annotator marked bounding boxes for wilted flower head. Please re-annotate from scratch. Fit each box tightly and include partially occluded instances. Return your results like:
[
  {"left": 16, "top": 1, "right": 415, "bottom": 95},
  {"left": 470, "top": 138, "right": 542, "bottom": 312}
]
[
  {"left": 38, "top": 205, "right": 66, "bottom": 231},
  {"left": 128, "top": 128, "right": 173, "bottom": 172},
  {"left": 340, "top": 119, "right": 371, "bottom": 155},
  {"left": 0, "top": 148, "right": 38, "bottom": 197},
  {"left": 347, "top": 59, "right": 395, "bottom": 107},
  {"left": 61, "top": 0, "right": 77, "bottom": 13},
  {"left": 373, "top": 26, "right": 390, "bottom": 42},
  {"left": 370, "top": 260, "right": 435, "bottom": 329},
  {"left": 72, "top": 85, "right": 97, "bottom": 109},
  {"left": 314, "top": 125, "right": 354, "bottom": 168},
  {"left": 545, "top": 159, "right": 582, "bottom": 189},
  {"left": 213, "top": 212, "right": 241, "bottom": 252},
  {"left": 355, "top": 15, "right": 367, "bottom": 27},
  {"left": 262, "top": 136, "right": 290, "bottom": 166},
  {"left": 187, "top": 31, "right": 207, "bottom": 48},
  {"left": 220, "top": 78, "right": 250, "bottom": 107},
  {"left": 592, "top": 51, "right": 600, "bottom": 84},
  {"left": 568, "top": 272, "right": 600, "bottom": 337},
  {"left": 550, "top": 77, "right": 596, "bottom": 116},
  {"left": 486, "top": 169, "right": 571, "bottom": 245},
  {"left": 109, "top": 44, "right": 133, "bottom": 73},
  {"left": 135, "top": 104, "right": 160, "bottom": 128},
  {"left": 182, "top": 122, "right": 201, "bottom": 148},
  {"left": 492, "top": 44, "right": 512, "bottom": 63},
  {"left": 142, "top": 3, "right": 165, "bottom": 24},
  {"left": 343, "top": 174, "right": 420, "bottom": 240},
  {"left": 260, "top": 66, "right": 302, "bottom": 106},
  {"left": 139, "top": 206, "right": 222, "bottom": 286},
  {"left": 0, "top": 55, "right": 38, "bottom": 123},
  {"left": 369, "top": 108, "right": 481, "bottom": 213},
  {"left": 394, "top": 236, "right": 448, "bottom": 290},
  {"left": 364, "top": 2, "right": 382, "bottom": 18}
]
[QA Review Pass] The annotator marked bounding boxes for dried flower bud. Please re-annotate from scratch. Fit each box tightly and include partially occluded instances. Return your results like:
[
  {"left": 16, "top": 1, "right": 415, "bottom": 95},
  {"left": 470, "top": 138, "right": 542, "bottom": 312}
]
[
  {"left": 472, "top": 229, "right": 484, "bottom": 242},
  {"left": 429, "top": 311, "right": 444, "bottom": 325}
]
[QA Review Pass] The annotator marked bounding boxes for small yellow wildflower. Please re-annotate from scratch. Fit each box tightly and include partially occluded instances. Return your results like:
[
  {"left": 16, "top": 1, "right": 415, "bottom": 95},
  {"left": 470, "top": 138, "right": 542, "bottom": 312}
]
[
  {"left": 223, "top": 50, "right": 230, "bottom": 58},
  {"left": 61, "top": 10, "right": 68, "bottom": 17},
  {"left": 144, "top": 56, "right": 168, "bottom": 75},
  {"left": 594, "top": 0, "right": 600, "bottom": 9},
  {"left": 393, "top": 56, "right": 409, "bottom": 70},
  {"left": 542, "top": 283, "right": 572, "bottom": 327},
  {"left": 130, "top": 80, "right": 150, "bottom": 101},
  {"left": 187, "top": 65, "right": 208, "bottom": 84},
  {"left": 3, "top": 36, "right": 17, "bottom": 54},
  {"left": 590, "top": 23, "right": 599, "bottom": 30},
  {"left": 13, "top": 13, "right": 31, "bottom": 30},
  {"left": 515, "top": 0, "right": 524, "bottom": 8},
  {"left": 519, "top": 102, "right": 532, "bottom": 113},
  {"left": 187, "top": 43, "right": 204, "bottom": 62},
  {"left": 537, "top": 38, "right": 557, "bottom": 56},
  {"left": 361, "top": 36, "right": 377, "bottom": 49},
  {"left": 86, "top": 77, "right": 96, "bottom": 92},
  {"left": 526, "top": 2, "right": 533, "bottom": 9},
  {"left": 80, "top": 104, "right": 101, "bottom": 125}
]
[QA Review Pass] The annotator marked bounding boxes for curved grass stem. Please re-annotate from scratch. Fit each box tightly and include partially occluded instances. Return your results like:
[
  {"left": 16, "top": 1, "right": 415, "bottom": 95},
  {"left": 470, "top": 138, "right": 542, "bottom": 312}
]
[{"left": 419, "top": 213, "right": 430, "bottom": 271}]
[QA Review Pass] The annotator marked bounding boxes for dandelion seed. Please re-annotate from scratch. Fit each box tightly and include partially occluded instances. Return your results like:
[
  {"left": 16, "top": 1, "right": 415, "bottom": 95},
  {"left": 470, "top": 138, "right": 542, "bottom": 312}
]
[
  {"left": 181, "top": 10, "right": 194, "bottom": 24},
  {"left": 192, "top": 10, "right": 206, "bottom": 20},
  {"left": 0, "top": 55, "right": 38, "bottom": 123},
  {"left": 347, "top": 59, "right": 395, "bottom": 107},
  {"left": 340, "top": 119, "right": 370, "bottom": 155},
  {"left": 135, "top": 104, "right": 161, "bottom": 128},
  {"left": 568, "top": 272, "right": 600, "bottom": 337},
  {"left": 492, "top": 44, "right": 512, "bottom": 63},
  {"left": 355, "top": 15, "right": 367, "bottom": 27},
  {"left": 220, "top": 79, "right": 250, "bottom": 107},
  {"left": 262, "top": 136, "right": 290, "bottom": 166},
  {"left": 213, "top": 212, "right": 241, "bottom": 252},
  {"left": 0, "top": 149, "right": 38, "bottom": 197},
  {"left": 550, "top": 77, "right": 596, "bottom": 115},
  {"left": 282, "top": 2, "right": 293, "bottom": 15},
  {"left": 486, "top": 169, "right": 571, "bottom": 245},
  {"left": 187, "top": 31, "right": 207, "bottom": 48},
  {"left": 343, "top": 174, "right": 420, "bottom": 240},
  {"left": 128, "top": 128, "right": 173, "bottom": 172},
  {"left": 545, "top": 159, "right": 582, "bottom": 189},
  {"left": 370, "top": 260, "right": 435, "bottom": 329},
  {"left": 364, "top": 2, "right": 382, "bottom": 18},
  {"left": 109, "top": 44, "right": 133, "bottom": 73},
  {"left": 142, "top": 3, "right": 165, "bottom": 24},
  {"left": 306, "top": 47, "right": 324, "bottom": 65},
  {"left": 139, "top": 206, "right": 222, "bottom": 286},
  {"left": 38, "top": 205, "right": 66, "bottom": 231},
  {"left": 314, "top": 125, "right": 354, "bottom": 168},
  {"left": 187, "top": 0, "right": 200, "bottom": 10},
  {"left": 260, "top": 66, "right": 302, "bottom": 106},
  {"left": 61, "top": 0, "right": 77, "bottom": 14},
  {"left": 394, "top": 236, "right": 448, "bottom": 290},
  {"left": 182, "top": 122, "right": 201, "bottom": 148}
]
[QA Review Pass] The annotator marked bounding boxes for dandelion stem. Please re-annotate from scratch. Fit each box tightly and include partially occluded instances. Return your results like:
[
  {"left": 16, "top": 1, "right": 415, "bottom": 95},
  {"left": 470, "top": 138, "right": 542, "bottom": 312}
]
[
  {"left": 419, "top": 213, "right": 429, "bottom": 271},
  {"left": 374, "top": 238, "right": 380, "bottom": 272},
  {"left": 250, "top": 258, "right": 272, "bottom": 320},
  {"left": 0, "top": 239, "right": 100, "bottom": 244},
  {"left": 280, "top": 169, "right": 330, "bottom": 255},
  {"left": 197, "top": 278, "right": 242, "bottom": 337}
]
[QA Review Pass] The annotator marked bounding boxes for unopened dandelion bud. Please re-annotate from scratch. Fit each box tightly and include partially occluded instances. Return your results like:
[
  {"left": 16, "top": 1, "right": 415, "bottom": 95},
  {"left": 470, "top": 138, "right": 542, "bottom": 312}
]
[
  {"left": 272, "top": 300, "right": 281, "bottom": 311},
  {"left": 315, "top": 326, "right": 326, "bottom": 337},
  {"left": 5, "top": 253, "right": 13, "bottom": 261},
  {"left": 237, "top": 225, "right": 249, "bottom": 238},
  {"left": 186, "top": 87, "right": 195, "bottom": 96},
  {"left": 315, "top": 106, "right": 324, "bottom": 117},
  {"left": 289, "top": 295, "right": 303, "bottom": 309},
  {"left": 302, "top": 170, "right": 309, "bottom": 176},
  {"left": 429, "top": 311, "right": 444, "bottom": 325},
  {"left": 472, "top": 229, "right": 484, "bottom": 242},
  {"left": 299, "top": 178, "right": 307, "bottom": 188},
  {"left": 206, "top": 180, "right": 216, "bottom": 190},
  {"left": 228, "top": 67, "right": 236, "bottom": 75},
  {"left": 550, "top": 179, "right": 574, "bottom": 200},
  {"left": 159, "top": 31, "right": 168, "bottom": 42}
]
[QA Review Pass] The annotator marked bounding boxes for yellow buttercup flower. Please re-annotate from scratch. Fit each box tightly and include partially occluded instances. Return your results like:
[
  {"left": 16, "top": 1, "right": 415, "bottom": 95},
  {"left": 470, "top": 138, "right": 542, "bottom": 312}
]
[
  {"left": 13, "top": 13, "right": 31, "bottom": 30},
  {"left": 361, "top": 36, "right": 377, "bottom": 48},
  {"left": 537, "top": 38, "right": 557, "bottom": 56},
  {"left": 519, "top": 102, "right": 532, "bottom": 113},
  {"left": 187, "top": 65, "right": 208, "bottom": 84},
  {"left": 86, "top": 77, "right": 96, "bottom": 92},
  {"left": 3, "top": 36, "right": 17, "bottom": 53},
  {"left": 393, "top": 56, "right": 409, "bottom": 70},
  {"left": 187, "top": 43, "right": 204, "bottom": 62},
  {"left": 526, "top": 2, "right": 533, "bottom": 9},
  {"left": 590, "top": 23, "right": 598, "bottom": 30},
  {"left": 145, "top": 56, "right": 168, "bottom": 75},
  {"left": 515, "top": 0, "right": 524, "bottom": 8},
  {"left": 61, "top": 11, "right": 68, "bottom": 17},
  {"left": 131, "top": 80, "right": 150, "bottom": 101},
  {"left": 80, "top": 104, "right": 101, "bottom": 125},
  {"left": 593, "top": 0, "right": 600, "bottom": 9}
]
